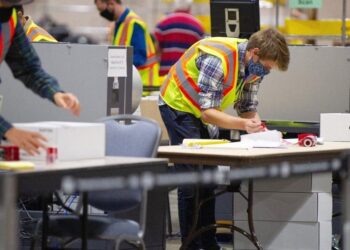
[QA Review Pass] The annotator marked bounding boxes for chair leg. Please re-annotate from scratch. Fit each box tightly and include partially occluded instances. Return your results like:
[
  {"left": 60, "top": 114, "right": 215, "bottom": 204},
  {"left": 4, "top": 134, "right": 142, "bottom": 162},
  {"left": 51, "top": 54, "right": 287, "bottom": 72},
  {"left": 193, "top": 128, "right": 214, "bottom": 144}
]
[
  {"left": 30, "top": 237, "right": 37, "bottom": 250},
  {"left": 115, "top": 237, "right": 134, "bottom": 250},
  {"left": 31, "top": 216, "right": 43, "bottom": 250},
  {"left": 41, "top": 195, "right": 50, "bottom": 250},
  {"left": 114, "top": 237, "right": 146, "bottom": 250},
  {"left": 115, "top": 238, "right": 124, "bottom": 250},
  {"left": 138, "top": 240, "right": 146, "bottom": 250},
  {"left": 81, "top": 192, "right": 88, "bottom": 250},
  {"left": 166, "top": 192, "right": 173, "bottom": 236}
]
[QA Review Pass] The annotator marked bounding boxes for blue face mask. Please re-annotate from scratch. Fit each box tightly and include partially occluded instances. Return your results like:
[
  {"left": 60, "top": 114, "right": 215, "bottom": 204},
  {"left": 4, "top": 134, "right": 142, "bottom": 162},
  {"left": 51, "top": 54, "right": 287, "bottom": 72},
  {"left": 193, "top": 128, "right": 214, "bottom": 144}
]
[{"left": 247, "top": 58, "right": 270, "bottom": 77}]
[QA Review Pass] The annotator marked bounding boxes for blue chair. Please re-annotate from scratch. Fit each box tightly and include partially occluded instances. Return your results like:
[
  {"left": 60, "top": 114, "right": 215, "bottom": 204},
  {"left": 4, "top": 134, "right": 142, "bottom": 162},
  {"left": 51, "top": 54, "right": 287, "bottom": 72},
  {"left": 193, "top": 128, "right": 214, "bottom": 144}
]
[{"left": 32, "top": 115, "right": 162, "bottom": 250}]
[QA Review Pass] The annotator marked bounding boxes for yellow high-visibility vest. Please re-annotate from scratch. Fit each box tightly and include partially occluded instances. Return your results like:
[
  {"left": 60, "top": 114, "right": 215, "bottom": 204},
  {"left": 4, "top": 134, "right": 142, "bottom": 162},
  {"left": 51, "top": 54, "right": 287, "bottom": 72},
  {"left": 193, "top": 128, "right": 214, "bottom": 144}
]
[
  {"left": 0, "top": 9, "right": 17, "bottom": 63},
  {"left": 24, "top": 17, "right": 57, "bottom": 43},
  {"left": 113, "top": 10, "right": 159, "bottom": 96},
  {"left": 161, "top": 37, "right": 247, "bottom": 118}
]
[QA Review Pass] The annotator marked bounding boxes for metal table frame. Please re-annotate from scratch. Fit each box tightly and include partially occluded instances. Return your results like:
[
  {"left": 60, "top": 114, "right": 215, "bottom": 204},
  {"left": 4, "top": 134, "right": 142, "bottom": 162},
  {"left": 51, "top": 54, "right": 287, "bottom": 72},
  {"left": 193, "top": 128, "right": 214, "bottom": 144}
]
[
  {"left": 158, "top": 142, "right": 350, "bottom": 249},
  {"left": 0, "top": 157, "right": 168, "bottom": 250}
]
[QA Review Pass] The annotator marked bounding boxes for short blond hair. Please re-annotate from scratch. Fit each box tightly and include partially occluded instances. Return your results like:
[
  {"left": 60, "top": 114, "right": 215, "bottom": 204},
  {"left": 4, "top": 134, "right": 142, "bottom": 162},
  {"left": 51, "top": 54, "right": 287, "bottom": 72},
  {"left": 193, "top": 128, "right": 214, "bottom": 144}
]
[{"left": 247, "top": 28, "right": 290, "bottom": 71}]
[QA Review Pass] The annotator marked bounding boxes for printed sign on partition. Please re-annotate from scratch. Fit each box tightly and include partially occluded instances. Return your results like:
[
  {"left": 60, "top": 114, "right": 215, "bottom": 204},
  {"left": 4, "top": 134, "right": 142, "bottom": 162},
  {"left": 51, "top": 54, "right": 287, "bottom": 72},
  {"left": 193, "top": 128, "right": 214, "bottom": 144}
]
[{"left": 108, "top": 48, "right": 127, "bottom": 77}]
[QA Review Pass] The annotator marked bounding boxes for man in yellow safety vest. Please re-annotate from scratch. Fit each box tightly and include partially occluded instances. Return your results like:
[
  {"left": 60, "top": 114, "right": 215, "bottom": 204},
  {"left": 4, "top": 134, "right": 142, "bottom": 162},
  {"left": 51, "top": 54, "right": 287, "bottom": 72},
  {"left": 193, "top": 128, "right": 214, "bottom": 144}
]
[
  {"left": 95, "top": 0, "right": 159, "bottom": 96},
  {"left": 15, "top": 5, "right": 57, "bottom": 42},
  {"left": 159, "top": 28, "right": 290, "bottom": 250}
]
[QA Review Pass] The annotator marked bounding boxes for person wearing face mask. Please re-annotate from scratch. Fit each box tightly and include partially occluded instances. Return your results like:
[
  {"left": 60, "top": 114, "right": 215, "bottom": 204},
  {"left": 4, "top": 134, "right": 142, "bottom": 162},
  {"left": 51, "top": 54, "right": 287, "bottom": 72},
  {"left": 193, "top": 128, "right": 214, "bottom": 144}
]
[
  {"left": 0, "top": 0, "right": 80, "bottom": 156},
  {"left": 94, "top": 0, "right": 159, "bottom": 96},
  {"left": 15, "top": 4, "right": 57, "bottom": 42},
  {"left": 158, "top": 28, "right": 290, "bottom": 250}
]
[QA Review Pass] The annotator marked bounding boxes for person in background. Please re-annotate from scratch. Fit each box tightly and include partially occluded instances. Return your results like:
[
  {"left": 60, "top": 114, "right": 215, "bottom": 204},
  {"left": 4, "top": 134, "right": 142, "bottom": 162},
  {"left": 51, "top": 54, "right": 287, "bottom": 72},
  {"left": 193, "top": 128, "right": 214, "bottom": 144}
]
[
  {"left": 95, "top": 0, "right": 159, "bottom": 96},
  {"left": 15, "top": 4, "right": 57, "bottom": 42},
  {"left": 154, "top": 0, "right": 204, "bottom": 79},
  {"left": 0, "top": 0, "right": 80, "bottom": 155},
  {"left": 159, "top": 28, "right": 290, "bottom": 250}
]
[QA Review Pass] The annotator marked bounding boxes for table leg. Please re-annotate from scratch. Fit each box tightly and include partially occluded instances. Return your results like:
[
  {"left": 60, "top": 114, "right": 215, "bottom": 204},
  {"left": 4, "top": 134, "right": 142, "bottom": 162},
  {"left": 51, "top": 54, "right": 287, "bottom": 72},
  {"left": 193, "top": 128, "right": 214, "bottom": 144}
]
[
  {"left": 247, "top": 180, "right": 263, "bottom": 250},
  {"left": 342, "top": 152, "right": 350, "bottom": 250},
  {"left": 81, "top": 192, "right": 88, "bottom": 250},
  {"left": 0, "top": 175, "right": 17, "bottom": 250},
  {"left": 180, "top": 181, "right": 263, "bottom": 250}
]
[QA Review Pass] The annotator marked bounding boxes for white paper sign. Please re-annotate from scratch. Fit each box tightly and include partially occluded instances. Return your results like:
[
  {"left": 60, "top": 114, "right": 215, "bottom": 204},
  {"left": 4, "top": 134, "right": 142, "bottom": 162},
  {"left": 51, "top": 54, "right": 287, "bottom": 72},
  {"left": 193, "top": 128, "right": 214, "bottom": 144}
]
[{"left": 108, "top": 49, "right": 127, "bottom": 77}]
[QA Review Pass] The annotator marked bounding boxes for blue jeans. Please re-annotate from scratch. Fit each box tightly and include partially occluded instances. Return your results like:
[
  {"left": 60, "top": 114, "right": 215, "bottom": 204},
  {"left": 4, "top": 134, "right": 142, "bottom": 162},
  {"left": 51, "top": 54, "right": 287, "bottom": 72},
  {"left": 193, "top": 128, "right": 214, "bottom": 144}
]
[{"left": 159, "top": 104, "right": 220, "bottom": 250}]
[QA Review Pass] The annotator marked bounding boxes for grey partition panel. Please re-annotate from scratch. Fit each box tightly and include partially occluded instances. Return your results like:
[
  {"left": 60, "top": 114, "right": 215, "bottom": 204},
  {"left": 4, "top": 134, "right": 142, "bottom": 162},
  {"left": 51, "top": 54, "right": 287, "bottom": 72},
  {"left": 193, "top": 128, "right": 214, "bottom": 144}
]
[
  {"left": 257, "top": 46, "right": 350, "bottom": 122},
  {"left": 0, "top": 43, "right": 133, "bottom": 123}
]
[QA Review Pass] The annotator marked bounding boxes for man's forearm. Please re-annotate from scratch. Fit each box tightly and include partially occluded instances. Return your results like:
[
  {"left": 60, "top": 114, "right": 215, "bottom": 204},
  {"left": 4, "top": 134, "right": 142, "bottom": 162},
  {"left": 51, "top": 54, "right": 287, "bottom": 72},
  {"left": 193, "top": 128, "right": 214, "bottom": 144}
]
[
  {"left": 239, "top": 111, "right": 260, "bottom": 120},
  {"left": 201, "top": 108, "right": 246, "bottom": 130}
]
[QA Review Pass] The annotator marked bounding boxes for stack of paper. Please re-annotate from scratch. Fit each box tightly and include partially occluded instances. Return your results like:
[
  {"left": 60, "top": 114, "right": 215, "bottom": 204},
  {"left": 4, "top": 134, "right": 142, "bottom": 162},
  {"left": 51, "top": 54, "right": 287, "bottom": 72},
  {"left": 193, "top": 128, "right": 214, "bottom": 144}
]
[
  {"left": 240, "top": 130, "right": 283, "bottom": 148},
  {"left": 205, "top": 141, "right": 252, "bottom": 149},
  {"left": 183, "top": 130, "right": 286, "bottom": 149}
]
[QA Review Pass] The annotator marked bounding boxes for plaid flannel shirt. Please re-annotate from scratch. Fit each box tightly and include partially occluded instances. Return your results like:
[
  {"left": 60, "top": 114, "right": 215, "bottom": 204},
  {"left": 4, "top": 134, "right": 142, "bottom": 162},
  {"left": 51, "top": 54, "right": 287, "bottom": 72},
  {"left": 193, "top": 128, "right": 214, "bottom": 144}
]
[
  {"left": 196, "top": 41, "right": 263, "bottom": 115},
  {"left": 0, "top": 21, "right": 62, "bottom": 138}
]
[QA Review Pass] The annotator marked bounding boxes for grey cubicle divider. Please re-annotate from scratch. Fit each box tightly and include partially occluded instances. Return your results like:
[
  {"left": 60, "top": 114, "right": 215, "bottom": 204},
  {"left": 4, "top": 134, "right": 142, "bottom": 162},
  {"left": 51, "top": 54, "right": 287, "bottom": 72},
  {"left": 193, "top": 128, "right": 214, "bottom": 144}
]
[
  {"left": 0, "top": 43, "right": 136, "bottom": 123},
  {"left": 3, "top": 45, "right": 349, "bottom": 123},
  {"left": 225, "top": 46, "right": 350, "bottom": 122},
  {"left": 258, "top": 46, "right": 350, "bottom": 122}
]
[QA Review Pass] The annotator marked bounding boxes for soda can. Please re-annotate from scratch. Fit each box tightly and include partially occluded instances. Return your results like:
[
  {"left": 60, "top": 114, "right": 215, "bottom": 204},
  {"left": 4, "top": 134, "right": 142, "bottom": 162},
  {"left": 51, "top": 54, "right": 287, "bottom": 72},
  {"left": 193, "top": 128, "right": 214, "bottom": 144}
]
[
  {"left": 0, "top": 145, "right": 20, "bottom": 161},
  {"left": 46, "top": 147, "right": 58, "bottom": 164}
]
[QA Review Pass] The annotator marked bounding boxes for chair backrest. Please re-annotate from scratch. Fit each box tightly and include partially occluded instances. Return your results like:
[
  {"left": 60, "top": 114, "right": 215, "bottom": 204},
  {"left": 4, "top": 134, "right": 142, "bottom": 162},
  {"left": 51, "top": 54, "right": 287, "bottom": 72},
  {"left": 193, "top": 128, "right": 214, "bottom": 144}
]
[
  {"left": 88, "top": 115, "right": 161, "bottom": 212},
  {"left": 100, "top": 114, "right": 161, "bottom": 158}
]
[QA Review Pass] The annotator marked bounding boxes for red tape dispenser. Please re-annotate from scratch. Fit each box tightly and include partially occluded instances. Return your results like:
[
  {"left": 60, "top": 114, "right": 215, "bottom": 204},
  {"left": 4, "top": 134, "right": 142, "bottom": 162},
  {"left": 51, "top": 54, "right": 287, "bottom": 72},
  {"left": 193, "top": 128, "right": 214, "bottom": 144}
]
[{"left": 298, "top": 134, "right": 317, "bottom": 147}]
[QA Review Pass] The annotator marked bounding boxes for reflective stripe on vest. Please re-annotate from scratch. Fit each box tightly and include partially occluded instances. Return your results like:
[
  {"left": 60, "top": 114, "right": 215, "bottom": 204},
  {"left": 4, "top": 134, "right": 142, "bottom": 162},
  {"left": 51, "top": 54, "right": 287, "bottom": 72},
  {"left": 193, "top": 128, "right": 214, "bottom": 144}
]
[
  {"left": 113, "top": 11, "right": 159, "bottom": 94},
  {"left": 199, "top": 40, "right": 236, "bottom": 94},
  {"left": 0, "top": 9, "right": 17, "bottom": 63},
  {"left": 26, "top": 21, "right": 57, "bottom": 42},
  {"left": 161, "top": 37, "right": 245, "bottom": 118}
]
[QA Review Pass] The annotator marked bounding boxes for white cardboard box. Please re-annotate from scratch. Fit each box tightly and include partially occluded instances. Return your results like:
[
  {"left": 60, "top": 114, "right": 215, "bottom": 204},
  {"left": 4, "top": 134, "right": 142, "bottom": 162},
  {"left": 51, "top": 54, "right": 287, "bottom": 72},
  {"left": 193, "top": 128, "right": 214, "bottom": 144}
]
[
  {"left": 234, "top": 192, "right": 332, "bottom": 222},
  {"left": 320, "top": 113, "right": 350, "bottom": 142},
  {"left": 13, "top": 122, "right": 105, "bottom": 161},
  {"left": 234, "top": 221, "right": 331, "bottom": 250},
  {"left": 240, "top": 173, "right": 332, "bottom": 193}
]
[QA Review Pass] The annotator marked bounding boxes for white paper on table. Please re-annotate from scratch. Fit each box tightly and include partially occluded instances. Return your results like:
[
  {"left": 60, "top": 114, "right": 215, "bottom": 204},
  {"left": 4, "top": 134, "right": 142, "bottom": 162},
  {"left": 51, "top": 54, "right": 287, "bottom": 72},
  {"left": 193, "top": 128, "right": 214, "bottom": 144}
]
[
  {"left": 204, "top": 141, "right": 252, "bottom": 149},
  {"left": 240, "top": 130, "right": 285, "bottom": 148}
]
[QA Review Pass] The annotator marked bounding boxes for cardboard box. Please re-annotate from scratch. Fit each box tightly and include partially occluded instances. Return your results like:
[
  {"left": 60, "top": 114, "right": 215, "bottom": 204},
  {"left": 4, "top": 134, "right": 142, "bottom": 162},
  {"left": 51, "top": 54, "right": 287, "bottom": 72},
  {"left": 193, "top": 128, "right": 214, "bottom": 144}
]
[
  {"left": 140, "top": 97, "right": 169, "bottom": 144},
  {"left": 234, "top": 192, "right": 332, "bottom": 222},
  {"left": 234, "top": 221, "right": 331, "bottom": 250},
  {"left": 240, "top": 173, "right": 332, "bottom": 193},
  {"left": 13, "top": 122, "right": 105, "bottom": 161},
  {"left": 320, "top": 113, "right": 350, "bottom": 142}
]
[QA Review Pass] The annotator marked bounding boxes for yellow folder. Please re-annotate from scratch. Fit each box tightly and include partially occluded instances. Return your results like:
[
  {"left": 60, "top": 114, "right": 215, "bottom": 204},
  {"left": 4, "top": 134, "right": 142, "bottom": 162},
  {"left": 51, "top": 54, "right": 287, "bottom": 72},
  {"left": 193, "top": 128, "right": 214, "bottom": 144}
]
[
  {"left": 0, "top": 161, "right": 35, "bottom": 171},
  {"left": 183, "top": 139, "right": 230, "bottom": 147}
]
